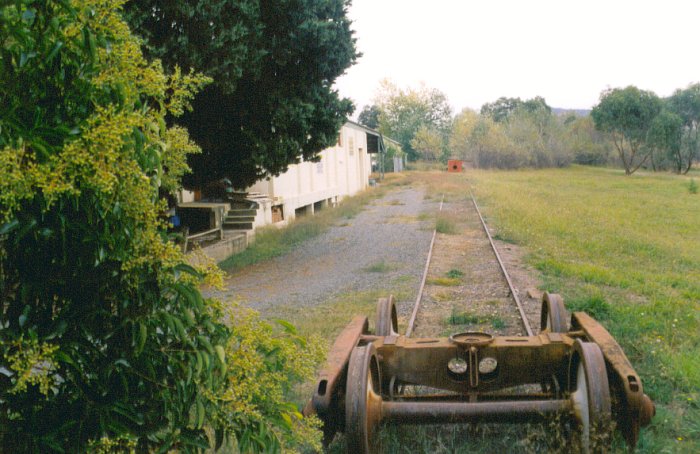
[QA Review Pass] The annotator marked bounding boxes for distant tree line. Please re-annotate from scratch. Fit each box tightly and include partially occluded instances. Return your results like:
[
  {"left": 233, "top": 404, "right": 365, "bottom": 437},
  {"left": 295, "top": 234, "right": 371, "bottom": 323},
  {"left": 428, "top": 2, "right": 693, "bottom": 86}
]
[{"left": 359, "top": 81, "right": 699, "bottom": 174}]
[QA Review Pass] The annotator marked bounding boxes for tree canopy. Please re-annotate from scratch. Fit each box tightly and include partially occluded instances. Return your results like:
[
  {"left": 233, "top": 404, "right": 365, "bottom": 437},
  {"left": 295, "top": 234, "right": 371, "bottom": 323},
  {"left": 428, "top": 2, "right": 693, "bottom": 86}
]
[
  {"left": 591, "top": 86, "right": 662, "bottom": 175},
  {"left": 480, "top": 96, "right": 551, "bottom": 123},
  {"left": 647, "top": 109, "right": 683, "bottom": 171},
  {"left": 667, "top": 83, "right": 700, "bottom": 173},
  {"left": 374, "top": 80, "right": 453, "bottom": 161},
  {"left": 411, "top": 126, "right": 444, "bottom": 161},
  {"left": 125, "top": 0, "right": 358, "bottom": 189},
  {"left": 449, "top": 108, "right": 480, "bottom": 161},
  {"left": 357, "top": 104, "right": 381, "bottom": 129}
]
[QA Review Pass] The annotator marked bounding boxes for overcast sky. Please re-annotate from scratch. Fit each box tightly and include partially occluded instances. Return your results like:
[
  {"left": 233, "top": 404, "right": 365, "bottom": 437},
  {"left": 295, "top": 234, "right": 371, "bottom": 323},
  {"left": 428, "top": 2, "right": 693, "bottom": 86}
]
[{"left": 334, "top": 0, "right": 700, "bottom": 116}]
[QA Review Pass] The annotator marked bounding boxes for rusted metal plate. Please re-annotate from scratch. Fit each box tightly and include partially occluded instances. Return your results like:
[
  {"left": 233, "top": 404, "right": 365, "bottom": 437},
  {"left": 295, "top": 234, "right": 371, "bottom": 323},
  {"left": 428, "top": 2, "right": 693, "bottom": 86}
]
[
  {"left": 308, "top": 315, "right": 368, "bottom": 416},
  {"left": 572, "top": 312, "right": 655, "bottom": 447},
  {"left": 376, "top": 334, "right": 572, "bottom": 393}
]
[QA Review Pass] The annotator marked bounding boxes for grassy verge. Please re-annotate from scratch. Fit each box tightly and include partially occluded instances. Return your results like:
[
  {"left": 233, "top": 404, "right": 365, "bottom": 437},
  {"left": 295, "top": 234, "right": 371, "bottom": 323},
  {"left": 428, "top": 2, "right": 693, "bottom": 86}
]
[
  {"left": 273, "top": 282, "right": 415, "bottom": 342},
  {"left": 468, "top": 165, "right": 699, "bottom": 452}
]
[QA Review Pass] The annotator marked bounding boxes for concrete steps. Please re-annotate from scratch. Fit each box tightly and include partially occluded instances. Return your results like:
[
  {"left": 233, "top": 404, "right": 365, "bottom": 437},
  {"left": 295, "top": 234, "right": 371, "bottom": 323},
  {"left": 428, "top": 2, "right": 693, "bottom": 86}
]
[{"left": 223, "top": 209, "right": 256, "bottom": 231}]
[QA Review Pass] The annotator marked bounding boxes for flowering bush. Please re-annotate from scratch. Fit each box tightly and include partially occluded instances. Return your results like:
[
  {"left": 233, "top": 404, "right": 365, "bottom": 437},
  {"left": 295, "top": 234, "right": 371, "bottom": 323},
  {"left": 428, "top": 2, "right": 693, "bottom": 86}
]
[{"left": 0, "top": 1, "right": 320, "bottom": 451}]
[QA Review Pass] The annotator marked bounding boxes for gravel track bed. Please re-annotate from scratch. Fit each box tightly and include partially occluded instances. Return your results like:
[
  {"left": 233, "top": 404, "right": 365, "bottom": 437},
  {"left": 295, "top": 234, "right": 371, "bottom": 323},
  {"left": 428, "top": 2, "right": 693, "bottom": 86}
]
[
  {"left": 410, "top": 197, "right": 533, "bottom": 339},
  {"left": 213, "top": 187, "right": 437, "bottom": 314}
]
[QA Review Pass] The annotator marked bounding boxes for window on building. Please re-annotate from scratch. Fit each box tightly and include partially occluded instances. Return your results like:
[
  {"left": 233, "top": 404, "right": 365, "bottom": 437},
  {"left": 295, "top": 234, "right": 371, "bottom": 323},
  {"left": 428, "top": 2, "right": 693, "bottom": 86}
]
[{"left": 348, "top": 136, "right": 354, "bottom": 156}]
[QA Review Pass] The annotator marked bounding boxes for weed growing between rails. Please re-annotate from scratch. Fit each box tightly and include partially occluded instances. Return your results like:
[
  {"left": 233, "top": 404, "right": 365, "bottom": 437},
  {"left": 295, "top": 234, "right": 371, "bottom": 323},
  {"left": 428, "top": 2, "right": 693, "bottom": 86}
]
[{"left": 469, "top": 166, "right": 700, "bottom": 452}]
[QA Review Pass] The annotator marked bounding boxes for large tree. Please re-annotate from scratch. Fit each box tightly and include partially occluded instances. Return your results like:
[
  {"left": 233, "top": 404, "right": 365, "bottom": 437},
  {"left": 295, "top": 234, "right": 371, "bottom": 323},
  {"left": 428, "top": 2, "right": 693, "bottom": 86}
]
[
  {"left": 126, "top": 0, "right": 358, "bottom": 189},
  {"left": 646, "top": 109, "right": 683, "bottom": 171},
  {"left": 448, "top": 108, "right": 480, "bottom": 160},
  {"left": 591, "top": 86, "right": 661, "bottom": 175},
  {"left": 411, "top": 126, "right": 444, "bottom": 161},
  {"left": 357, "top": 104, "right": 381, "bottom": 129},
  {"left": 374, "top": 80, "right": 453, "bottom": 161},
  {"left": 667, "top": 83, "right": 700, "bottom": 174}
]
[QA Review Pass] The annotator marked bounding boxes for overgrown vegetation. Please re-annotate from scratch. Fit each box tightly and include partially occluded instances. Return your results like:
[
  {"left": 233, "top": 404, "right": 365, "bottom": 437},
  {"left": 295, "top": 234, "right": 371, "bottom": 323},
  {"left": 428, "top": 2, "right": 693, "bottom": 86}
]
[
  {"left": 446, "top": 307, "right": 504, "bottom": 329},
  {"left": 446, "top": 268, "right": 465, "bottom": 279},
  {"left": 427, "top": 276, "right": 461, "bottom": 286},
  {"left": 470, "top": 166, "right": 700, "bottom": 452},
  {"left": 0, "top": 2, "right": 321, "bottom": 451},
  {"left": 435, "top": 213, "right": 459, "bottom": 234}
]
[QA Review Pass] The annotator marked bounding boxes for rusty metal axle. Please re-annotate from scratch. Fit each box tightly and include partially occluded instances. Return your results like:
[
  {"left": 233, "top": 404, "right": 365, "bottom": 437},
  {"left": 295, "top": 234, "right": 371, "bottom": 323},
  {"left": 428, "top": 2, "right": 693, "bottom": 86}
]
[{"left": 382, "top": 399, "right": 571, "bottom": 424}]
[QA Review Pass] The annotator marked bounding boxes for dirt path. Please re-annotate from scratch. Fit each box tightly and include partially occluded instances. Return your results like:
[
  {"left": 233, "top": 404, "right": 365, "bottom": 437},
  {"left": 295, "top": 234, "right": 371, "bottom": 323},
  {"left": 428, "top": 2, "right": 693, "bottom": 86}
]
[
  {"left": 213, "top": 186, "right": 438, "bottom": 315},
  {"left": 214, "top": 184, "right": 544, "bottom": 335}
]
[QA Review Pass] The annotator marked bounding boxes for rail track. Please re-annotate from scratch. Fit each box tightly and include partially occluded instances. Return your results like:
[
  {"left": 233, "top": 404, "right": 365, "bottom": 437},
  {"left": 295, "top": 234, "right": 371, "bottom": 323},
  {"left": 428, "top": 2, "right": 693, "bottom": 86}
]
[
  {"left": 405, "top": 189, "right": 536, "bottom": 340},
  {"left": 305, "top": 184, "right": 655, "bottom": 453}
]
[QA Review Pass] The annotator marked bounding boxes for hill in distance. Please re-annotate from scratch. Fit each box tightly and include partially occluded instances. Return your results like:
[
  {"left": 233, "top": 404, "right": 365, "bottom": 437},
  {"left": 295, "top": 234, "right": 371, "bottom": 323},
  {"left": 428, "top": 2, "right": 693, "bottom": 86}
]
[{"left": 552, "top": 107, "right": 591, "bottom": 117}]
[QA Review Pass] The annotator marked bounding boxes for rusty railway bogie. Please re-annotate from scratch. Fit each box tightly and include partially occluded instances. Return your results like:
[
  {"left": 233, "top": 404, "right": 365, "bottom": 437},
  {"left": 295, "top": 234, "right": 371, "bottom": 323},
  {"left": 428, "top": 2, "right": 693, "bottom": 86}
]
[{"left": 305, "top": 292, "right": 654, "bottom": 453}]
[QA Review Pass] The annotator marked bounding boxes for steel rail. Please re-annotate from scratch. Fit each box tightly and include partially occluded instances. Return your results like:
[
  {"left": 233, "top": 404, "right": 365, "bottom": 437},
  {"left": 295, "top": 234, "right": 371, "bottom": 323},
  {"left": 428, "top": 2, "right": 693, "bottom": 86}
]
[
  {"left": 405, "top": 195, "right": 444, "bottom": 337},
  {"left": 469, "top": 189, "right": 534, "bottom": 336}
]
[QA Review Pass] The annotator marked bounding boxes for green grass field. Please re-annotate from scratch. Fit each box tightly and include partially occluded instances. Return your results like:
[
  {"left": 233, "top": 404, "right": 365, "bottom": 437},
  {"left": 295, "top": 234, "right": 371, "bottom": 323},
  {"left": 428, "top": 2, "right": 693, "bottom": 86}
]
[{"left": 468, "top": 166, "right": 699, "bottom": 452}]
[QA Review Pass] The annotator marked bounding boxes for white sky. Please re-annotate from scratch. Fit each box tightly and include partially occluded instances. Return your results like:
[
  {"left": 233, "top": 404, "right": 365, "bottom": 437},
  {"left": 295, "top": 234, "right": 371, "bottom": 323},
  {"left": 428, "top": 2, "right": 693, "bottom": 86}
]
[{"left": 334, "top": 0, "right": 700, "bottom": 116}]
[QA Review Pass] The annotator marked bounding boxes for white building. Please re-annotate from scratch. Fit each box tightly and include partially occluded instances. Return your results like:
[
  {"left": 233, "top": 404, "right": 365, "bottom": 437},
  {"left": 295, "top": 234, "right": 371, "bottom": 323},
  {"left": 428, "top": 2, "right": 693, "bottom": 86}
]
[
  {"left": 246, "top": 120, "right": 381, "bottom": 223},
  {"left": 178, "top": 121, "right": 389, "bottom": 241}
]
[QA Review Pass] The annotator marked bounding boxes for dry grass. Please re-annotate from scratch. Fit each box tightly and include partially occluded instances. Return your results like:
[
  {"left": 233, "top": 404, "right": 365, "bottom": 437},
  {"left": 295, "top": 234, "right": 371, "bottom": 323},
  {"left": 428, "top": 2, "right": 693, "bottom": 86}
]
[{"left": 426, "top": 276, "right": 461, "bottom": 286}]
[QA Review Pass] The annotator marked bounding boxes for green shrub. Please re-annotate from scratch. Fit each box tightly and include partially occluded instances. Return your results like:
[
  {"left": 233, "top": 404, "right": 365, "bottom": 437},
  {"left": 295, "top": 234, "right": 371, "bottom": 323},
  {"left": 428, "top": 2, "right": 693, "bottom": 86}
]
[
  {"left": 491, "top": 318, "right": 507, "bottom": 330},
  {"left": 689, "top": 178, "right": 698, "bottom": 194},
  {"left": 0, "top": 2, "right": 320, "bottom": 452},
  {"left": 446, "top": 269, "right": 465, "bottom": 279},
  {"left": 212, "top": 305, "right": 324, "bottom": 452}
]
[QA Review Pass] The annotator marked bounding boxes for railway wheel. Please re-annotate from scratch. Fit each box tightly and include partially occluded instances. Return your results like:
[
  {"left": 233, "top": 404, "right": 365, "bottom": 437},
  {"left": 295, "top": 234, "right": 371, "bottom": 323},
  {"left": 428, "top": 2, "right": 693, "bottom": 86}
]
[
  {"left": 568, "top": 339, "right": 612, "bottom": 453},
  {"left": 540, "top": 292, "right": 569, "bottom": 333},
  {"left": 345, "top": 343, "right": 383, "bottom": 454},
  {"left": 375, "top": 295, "right": 399, "bottom": 337}
]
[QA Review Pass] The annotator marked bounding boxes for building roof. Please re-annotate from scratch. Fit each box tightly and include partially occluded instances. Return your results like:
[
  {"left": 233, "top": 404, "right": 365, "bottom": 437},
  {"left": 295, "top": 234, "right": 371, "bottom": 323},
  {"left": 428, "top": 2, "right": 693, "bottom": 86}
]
[{"left": 344, "top": 120, "right": 401, "bottom": 151}]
